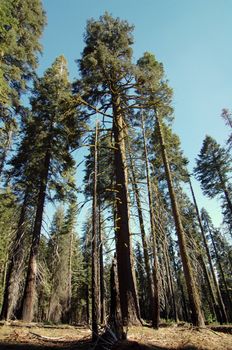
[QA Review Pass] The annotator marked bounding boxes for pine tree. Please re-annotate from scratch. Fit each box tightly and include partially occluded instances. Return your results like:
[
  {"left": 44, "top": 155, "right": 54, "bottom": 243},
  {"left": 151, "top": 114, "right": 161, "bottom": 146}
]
[
  {"left": 20, "top": 56, "right": 79, "bottom": 322},
  {"left": 136, "top": 52, "right": 205, "bottom": 327},
  {"left": 78, "top": 13, "right": 140, "bottom": 326},
  {"left": 0, "top": 0, "right": 46, "bottom": 106},
  {"left": 0, "top": 0, "right": 46, "bottom": 176},
  {"left": 0, "top": 189, "right": 18, "bottom": 310},
  {"left": 0, "top": 109, "right": 44, "bottom": 320},
  {"left": 91, "top": 121, "right": 100, "bottom": 340},
  {"left": 194, "top": 136, "right": 232, "bottom": 215}
]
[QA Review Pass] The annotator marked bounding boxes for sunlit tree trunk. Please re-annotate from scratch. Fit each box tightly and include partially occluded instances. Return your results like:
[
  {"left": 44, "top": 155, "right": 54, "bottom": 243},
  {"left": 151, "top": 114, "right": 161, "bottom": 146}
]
[
  {"left": 112, "top": 92, "right": 140, "bottom": 325},
  {"left": 155, "top": 111, "right": 205, "bottom": 327},
  {"left": 92, "top": 121, "right": 100, "bottom": 340},
  {"left": 21, "top": 150, "right": 51, "bottom": 322}
]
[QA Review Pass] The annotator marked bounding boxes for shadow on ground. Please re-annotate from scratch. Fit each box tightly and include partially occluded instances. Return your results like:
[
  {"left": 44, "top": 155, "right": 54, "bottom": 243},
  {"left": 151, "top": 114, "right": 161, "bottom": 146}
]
[
  {"left": 0, "top": 340, "right": 198, "bottom": 350},
  {"left": 0, "top": 339, "right": 200, "bottom": 350},
  {"left": 0, "top": 338, "right": 91, "bottom": 350},
  {"left": 111, "top": 340, "right": 199, "bottom": 350}
]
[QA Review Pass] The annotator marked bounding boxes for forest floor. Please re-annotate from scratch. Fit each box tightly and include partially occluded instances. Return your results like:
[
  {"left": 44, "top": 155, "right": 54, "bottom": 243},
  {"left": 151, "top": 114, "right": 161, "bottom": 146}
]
[{"left": 0, "top": 322, "right": 231, "bottom": 350}]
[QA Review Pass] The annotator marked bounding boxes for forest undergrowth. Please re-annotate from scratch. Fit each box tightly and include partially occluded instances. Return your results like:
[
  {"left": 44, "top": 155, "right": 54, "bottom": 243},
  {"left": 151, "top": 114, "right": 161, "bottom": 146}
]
[{"left": 0, "top": 323, "right": 232, "bottom": 350}]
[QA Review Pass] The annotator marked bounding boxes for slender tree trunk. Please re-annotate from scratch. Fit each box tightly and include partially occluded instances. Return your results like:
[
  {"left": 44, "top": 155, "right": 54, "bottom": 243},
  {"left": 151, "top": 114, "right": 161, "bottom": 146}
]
[
  {"left": 155, "top": 112, "right": 205, "bottom": 327},
  {"left": 21, "top": 150, "right": 51, "bottom": 322},
  {"left": 92, "top": 121, "right": 100, "bottom": 340},
  {"left": 141, "top": 115, "right": 160, "bottom": 328},
  {"left": 66, "top": 228, "right": 73, "bottom": 323},
  {"left": 189, "top": 178, "right": 228, "bottom": 323},
  {"left": 112, "top": 92, "right": 140, "bottom": 325},
  {"left": 98, "top": 206, "right": 106, "bottom": 325},
  {"left": 128, "top": 148, "right": 154, "bottom": 320},
  {"left": 1, "top": 191, "right": 29, "bottom": 320}
]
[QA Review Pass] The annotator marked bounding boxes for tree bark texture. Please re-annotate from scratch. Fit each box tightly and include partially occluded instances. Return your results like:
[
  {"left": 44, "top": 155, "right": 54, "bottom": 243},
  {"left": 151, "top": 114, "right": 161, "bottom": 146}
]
[
  {"left": 112, "top": 92, "right": 140, "bottom": 325},
  {"left": 21, "top": 150, "right": 51, "bottom": 322}
]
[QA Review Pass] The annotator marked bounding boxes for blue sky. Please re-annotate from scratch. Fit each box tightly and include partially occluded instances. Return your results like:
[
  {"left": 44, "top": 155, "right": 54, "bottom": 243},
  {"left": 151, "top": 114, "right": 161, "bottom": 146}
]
[{"left": 40, "top": 0, "right": 232, "bottom": 227}]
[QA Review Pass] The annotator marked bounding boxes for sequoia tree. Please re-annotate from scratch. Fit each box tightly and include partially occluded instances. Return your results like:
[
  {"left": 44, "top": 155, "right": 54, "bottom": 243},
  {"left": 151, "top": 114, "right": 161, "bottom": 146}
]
[{"left": 78, "top": 13, "right": 140, "bottom": 325}]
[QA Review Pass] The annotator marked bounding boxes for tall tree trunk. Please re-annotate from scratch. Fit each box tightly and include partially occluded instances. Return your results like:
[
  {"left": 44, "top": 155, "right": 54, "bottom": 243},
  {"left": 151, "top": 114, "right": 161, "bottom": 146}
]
[
  {"left": 92, "top": 121, "right": 100, "bottom": 341},
  {"left": 98, "top": 206, "right": 106, "bottom": 325},
  {"left": 155, "top": 112, "right": 205, "bottom": 327},
  {"left": 1, "top": 191, "right": 29, "bottom": 320},
  {"left": 66, "top": 228, "right": 73, "bottom": 323},
  {"left": 109, "top": 257, "right": 124, "bottom": 340},
  {"left": 128, "top": 148, "right": 154, "bottom": 321},
  {"left": 189, "top": 178, "right": 228, "bottom": 323},
  {"left": 141, "top": 115, "right": 160, "bottom": 328},
  {"left": 21, "top": 150, "right": 51, "bottom": 322},
  {"left": 112, "top": 92, "right": 140, "bottom": 325}
]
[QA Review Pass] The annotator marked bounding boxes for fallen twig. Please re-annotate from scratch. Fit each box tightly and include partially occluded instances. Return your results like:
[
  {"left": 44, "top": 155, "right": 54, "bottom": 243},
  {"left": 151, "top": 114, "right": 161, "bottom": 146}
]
[{"left": 29, "top": 331, "right": 65, "bottom": 341}]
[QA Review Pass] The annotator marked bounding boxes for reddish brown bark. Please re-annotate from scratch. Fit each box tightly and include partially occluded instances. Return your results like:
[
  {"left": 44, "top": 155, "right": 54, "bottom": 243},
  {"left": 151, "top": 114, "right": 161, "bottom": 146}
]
[
  {"left": 112, "top": 92, "right": 140, "bottom": 325},
  {"left": 21, "top": 150, "right": 51, "bottom": 322}
]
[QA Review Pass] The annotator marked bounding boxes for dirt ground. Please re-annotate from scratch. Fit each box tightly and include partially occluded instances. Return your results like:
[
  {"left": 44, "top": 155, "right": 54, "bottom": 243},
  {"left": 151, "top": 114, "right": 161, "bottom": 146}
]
[{"left": 0, "top": 323, "right": 231, "bottom": 350}]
